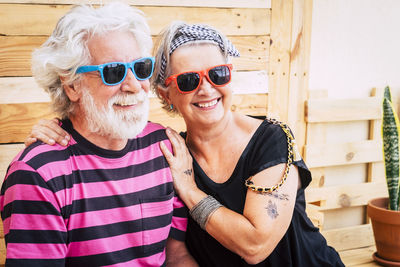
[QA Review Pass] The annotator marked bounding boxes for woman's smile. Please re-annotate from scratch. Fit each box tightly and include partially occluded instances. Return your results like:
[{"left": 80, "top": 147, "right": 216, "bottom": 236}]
[{"left": 193, "top": 97, "right": 221, "bottom": 109}]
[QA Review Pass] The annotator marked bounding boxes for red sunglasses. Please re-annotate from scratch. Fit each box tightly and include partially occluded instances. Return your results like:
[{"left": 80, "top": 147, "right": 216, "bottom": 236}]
[{"left": 165, "top": 64, "right": 233, "bottom": 94}]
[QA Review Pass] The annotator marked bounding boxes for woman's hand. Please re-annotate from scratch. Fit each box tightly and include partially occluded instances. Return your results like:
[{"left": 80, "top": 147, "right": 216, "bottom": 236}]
[
  {"left": 25, "top": 118, "right": 70, "bottom": 147},
  {"left": 159, "top": 128, "right": 197, "bottom": 198}
]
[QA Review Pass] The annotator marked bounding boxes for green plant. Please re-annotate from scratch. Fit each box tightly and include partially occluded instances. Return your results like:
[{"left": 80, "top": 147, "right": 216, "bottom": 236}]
[{"left": 382, "top": 86, "right": 400, "bottom": 211}]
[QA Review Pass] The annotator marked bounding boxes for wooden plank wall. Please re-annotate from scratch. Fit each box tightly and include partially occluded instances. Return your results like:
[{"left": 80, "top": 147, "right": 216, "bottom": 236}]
[
  {"left": 304, "top": 89, "right": 386, "bottom": 266},
  {"left": 0, "top": 0, "right": 272, "bottom": 264},
  {"left": 0, "top": 0, "right": 271, "bottom": 176}
]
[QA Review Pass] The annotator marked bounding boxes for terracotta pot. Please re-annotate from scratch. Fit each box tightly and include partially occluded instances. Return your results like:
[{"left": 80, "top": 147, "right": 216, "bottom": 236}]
[{"left": 367, "top": 197, "right": 400, "bottom": 263}]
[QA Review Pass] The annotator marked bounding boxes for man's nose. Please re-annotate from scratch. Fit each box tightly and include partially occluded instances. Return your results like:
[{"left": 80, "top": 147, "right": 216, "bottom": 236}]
[{"left": 121, "top": 68, "right": 146, "bottom": 93}]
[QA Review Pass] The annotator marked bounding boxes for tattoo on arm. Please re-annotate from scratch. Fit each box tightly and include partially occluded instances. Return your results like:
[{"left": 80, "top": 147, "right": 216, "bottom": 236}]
[
  {"left": 262, "top": 192, "right": 289, "bottom": 201},
  {"left": 183, "top": 169, "right": 193, "bottom": 176},
  {"left": 265, "top": 200, "right": 279, "bottom": 219}
]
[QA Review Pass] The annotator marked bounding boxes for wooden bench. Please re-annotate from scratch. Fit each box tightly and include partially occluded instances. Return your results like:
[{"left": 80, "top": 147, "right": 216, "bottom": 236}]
[{"left": 304, "top": 89, "right": 386, "bottom": 266}]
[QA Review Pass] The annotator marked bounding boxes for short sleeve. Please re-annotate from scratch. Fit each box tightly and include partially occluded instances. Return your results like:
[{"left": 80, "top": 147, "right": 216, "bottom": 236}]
[
  {"left": 168, "top": 195, "right": 188, "bottom": 241},
  {"left": 246, "top": 121, "right": 312, "bottom": 189},
  {"left": 1, "top": 161, "right": 67, "bottom": 266}
]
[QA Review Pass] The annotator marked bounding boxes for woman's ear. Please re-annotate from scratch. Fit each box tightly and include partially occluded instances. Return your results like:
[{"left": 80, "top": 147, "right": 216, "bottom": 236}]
[
  {"left": 60, "top": 76, "right": 81, "bottom": 102},
  {"left": 157, "top": 85, "right": 171, "bottom": 104}
]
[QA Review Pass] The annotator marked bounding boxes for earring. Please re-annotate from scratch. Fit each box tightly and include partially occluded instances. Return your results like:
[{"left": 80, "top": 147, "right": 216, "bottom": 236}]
[{"left": 170, "top": 104, "right": 174, "bottom": 110}]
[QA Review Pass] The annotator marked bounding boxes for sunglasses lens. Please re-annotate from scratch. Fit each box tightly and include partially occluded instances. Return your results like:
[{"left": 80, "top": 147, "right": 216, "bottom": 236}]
[
  {"left": 209, "top": 65, "right": 231, "bottom": 85},
  {"left": 134, "top": 58, "right": 154, "bottom": 80},
  {"left": 177, "top": 73, "right": 200, "bottom": 92},
  {"left": 103, "top": 63, "right": 126, "bottom": 84}
]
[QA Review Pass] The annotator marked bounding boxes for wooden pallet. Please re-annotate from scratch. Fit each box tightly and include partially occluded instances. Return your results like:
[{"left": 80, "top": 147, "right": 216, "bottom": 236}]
[
  {"left": 339, "top": 245, "right": 379, "bottom": 266},
  {"left": 304, "top": 89, "right": 386, "bottom": 266}
]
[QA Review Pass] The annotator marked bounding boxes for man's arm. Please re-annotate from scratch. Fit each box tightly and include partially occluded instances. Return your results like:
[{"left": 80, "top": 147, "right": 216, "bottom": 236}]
[
  {"left": 1, "top": 161, "right": 67, "bottom": 266},
  {"left": 165, "top": 238, "right": 198, "bottom": 267}
]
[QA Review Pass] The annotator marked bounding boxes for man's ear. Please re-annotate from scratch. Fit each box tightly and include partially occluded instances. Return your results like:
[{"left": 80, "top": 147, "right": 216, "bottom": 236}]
[
  {"left": 60, "top": 76, "right": 81, "bottom": 102},
  {"left": 157, "top": 85, "right": 171, "bottom": 104}
]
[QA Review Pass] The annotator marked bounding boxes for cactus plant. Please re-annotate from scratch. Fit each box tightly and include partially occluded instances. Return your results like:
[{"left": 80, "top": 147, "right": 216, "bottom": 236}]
[{"left": 382, "top": 86, "right": 400, "bottom": 211}]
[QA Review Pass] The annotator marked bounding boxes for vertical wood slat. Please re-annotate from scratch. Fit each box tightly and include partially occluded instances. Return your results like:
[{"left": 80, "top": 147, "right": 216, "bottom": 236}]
[
  {"left": 286, "top": 0, "right": 313, "bottom": 153},
  {"left": 268, "top": 0, "right": 313, "bottom": 157},
  {"left": 305, "top": 90, "right": 328, "bottom": 188},
  {"left": 367, "top": 87, "right": 384, "bottom": 183},
  {"left": 306, "top": 203, "right": 324, "bottom": 229},
  {"left": 366, "top": 87, "right": 385, "bottom": 224},
  {"left": 304, "top": 90, "right": 327, "bottom": 228},
  {"left": 267, "top": 0, "right": 292, "bottom": 122}
]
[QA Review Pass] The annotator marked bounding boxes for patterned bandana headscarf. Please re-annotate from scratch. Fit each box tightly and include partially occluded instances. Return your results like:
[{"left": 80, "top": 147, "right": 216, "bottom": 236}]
[{"left": 157, "top": 24, "right": 240, "bottom": 84}]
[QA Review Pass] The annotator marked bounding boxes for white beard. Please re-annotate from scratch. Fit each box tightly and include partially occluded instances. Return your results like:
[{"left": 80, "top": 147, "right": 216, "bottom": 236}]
[{"left": 81, "top": 89, "right": 149, "bottom": 139}]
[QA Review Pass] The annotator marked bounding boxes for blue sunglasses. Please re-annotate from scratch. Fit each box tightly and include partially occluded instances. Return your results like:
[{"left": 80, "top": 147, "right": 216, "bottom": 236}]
[{"left": 76, "top": 57, "right": 155, "bottom": 86}]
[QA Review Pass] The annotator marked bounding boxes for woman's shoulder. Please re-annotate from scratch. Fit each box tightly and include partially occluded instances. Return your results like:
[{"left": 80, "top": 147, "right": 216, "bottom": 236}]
[
  {"left": 234, "top": 114, "right": 276, "bottom": 137},
  {"left": 236, "top": 116, "right": 288, "bottom": 167},
  {"left": 247, "top": 116, "right": 289, "bottom": 145}
]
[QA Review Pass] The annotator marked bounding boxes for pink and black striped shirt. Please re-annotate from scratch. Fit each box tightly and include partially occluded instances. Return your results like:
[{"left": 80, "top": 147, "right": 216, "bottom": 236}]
[{"left": 0, "top": 119, "right": 188, "bottom": 266}]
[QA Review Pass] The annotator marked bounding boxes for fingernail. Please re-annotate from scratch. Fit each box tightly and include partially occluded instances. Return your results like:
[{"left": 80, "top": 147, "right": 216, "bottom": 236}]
[
  {"left": 49, "top": 139, "right": 55, "bottom": 145},
  {"left": 65, "top": 135, "right": 70, "bottom": 140},
  {"left": 61, "top": 139, "right": 68, "bottom": 146}
]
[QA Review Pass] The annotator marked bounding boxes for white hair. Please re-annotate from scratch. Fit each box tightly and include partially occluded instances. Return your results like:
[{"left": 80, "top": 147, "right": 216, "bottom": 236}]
[{"left": 32, "top": 2, "right": 152, "bottom": 118}]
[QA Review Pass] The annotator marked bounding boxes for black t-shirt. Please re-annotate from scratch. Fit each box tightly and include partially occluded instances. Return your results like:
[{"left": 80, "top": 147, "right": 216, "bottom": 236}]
[{"left": 184, "top": 119, "right": 345, "bottom": 267}]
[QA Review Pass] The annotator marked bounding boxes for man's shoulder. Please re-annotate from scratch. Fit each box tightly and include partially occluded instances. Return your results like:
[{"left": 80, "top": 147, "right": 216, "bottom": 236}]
[
  {"left": 12, "top": 141, "right": 71, "bottom": 170},
  {"left": 137, "top": 121, "right": 167, "bottom": 138},
  {"left": 3, "top": 142, "right": 72, "bottom": 190}
]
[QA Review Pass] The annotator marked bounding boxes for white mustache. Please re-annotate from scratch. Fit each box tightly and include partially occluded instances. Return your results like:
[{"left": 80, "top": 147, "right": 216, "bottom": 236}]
[{"left": 109, "top": 90, "right": 148, "bottom": 106}]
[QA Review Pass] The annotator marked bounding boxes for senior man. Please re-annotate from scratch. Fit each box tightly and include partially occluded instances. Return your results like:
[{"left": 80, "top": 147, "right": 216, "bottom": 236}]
[{"left": 0, "top": 3, "right": 197, "bottom": 266}]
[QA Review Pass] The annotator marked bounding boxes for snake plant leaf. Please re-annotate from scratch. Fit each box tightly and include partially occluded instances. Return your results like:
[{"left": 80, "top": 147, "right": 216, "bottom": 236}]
[
  {"left": 382, "top": 97, "right": 400, "bottom": 211},
  {"left": 384, "top": 86, "right": 392, "bottom": 102}
]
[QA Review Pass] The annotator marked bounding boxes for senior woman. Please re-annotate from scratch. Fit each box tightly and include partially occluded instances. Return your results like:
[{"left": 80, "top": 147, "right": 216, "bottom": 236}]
[{"left": 25, "top": 22, "right": 344, "bottom": 266}]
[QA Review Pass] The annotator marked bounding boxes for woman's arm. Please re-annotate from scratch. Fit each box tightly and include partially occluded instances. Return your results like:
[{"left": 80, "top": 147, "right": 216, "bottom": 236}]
[
  {"left": 160, "top": 127, "right": 298, "bottom": 264},
  {"left": 206, "top": 165, "right": 298, "bottom": 264},
  {"left": 25, "top": 118, "right": 70, "bottom": 146}
]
